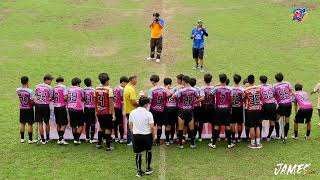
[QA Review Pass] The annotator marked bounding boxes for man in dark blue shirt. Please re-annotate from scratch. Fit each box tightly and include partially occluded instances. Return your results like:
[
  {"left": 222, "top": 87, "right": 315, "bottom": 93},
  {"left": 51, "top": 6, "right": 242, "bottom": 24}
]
[{"left": 191, "top": 20, "right": 208, "bottom": 72}]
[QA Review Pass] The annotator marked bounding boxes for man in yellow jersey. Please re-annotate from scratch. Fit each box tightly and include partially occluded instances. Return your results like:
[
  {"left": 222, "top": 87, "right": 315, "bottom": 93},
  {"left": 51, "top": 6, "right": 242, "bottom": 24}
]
[
  {"left": 147, "top": 12, "right": 165, "bottom": 63},
  {"left": 124, "top": 75, "right": 139, "bottom": 145}
]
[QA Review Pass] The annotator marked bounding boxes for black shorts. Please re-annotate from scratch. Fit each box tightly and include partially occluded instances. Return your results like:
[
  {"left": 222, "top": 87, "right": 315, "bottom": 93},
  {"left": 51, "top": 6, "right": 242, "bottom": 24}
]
[
  {"left": 215, "top": 108, "right": 231, "bottom": 126},
  {"left": 151, "top": 109, "right": 165, "bottom": 126},
  {"left": 277, "top": 103, "right": 292, "bottom": 118},
  {"left": 178, "top": 109, "right": 193, "bottom": 123},
  {"left": 84, "top": 107, "right": 96, "bottom": 124},
  {"left": 20, "top": 108, "right": 34, "bottom": 124},
  {"left": 193, "top": 106, "right": 202, "bottom": 123},
  {"left": 295, "top": 109, "right": 313, "bottom": 123},
  {"left": 133, "top": 134, "right": 153, "bottom": 153},
  {"left": 69, "top": 109, "right": 84, "bottom": 128},
  {"left": 164, "top": 107, "right": 178, "bottom": 126},
  {"left": 54, "top": 107, "right": 68, "bottom": 126},
  {"left": 261, "top": 103, "right": 277, "bottom": 121},
  {"left": 97, "top": 114, "right": 113, "bottom": 130},
  {"left": 231, "top": 107, "right": 244, "bottom": 124},
  {"left": 192, "top": 48, "right": 204, "bottom": 59},
  {"left": 201, "top": 105, "right": 215, "bottom": 123},
  {"left": 114, "top": 108, "right": 124, "bottom": 125},
  {"left": 35, "top": 104, "right": 50, "bottom": 123},
  {"left": 245, "top": 110, "right": 261, "bottom": 128}
]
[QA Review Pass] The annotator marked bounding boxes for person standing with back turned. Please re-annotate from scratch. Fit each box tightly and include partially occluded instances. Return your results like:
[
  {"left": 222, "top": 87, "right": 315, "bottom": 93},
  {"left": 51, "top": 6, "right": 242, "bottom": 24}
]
[{"left": 147, "top": 12, "right": 165, "bottom": 63}]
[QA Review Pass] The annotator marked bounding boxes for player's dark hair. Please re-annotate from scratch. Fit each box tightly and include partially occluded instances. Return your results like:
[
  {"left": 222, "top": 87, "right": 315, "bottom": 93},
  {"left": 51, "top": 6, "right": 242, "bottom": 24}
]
[
  {"left": 226, "top": 78, "right": 230, "bottom": 86},
  {"left": 164, "top": 78, "right": 172, "bottom": 85},
  {"left": 129, "top": 75, "right": 137, "bottom": 82},
  {"left": 153, "top": 12, "right": 160, "bottom": 17},
  {"left": 56, "top": 76, "right": 64, "bottom": 83},
  {"left": 259, "top": 75, "right": 268, "bottom": 84},
  {"left": 219, "top": 74, "right": 227, "bottom": 83},
  {"left": 71, "top": 77, "right": 81, "bottom": 86},
  {"left": 120, "top": 76, "right": 129, "bottom": 83},
  {"left": 176, "top": 74, "right": 184, "bottom": 81},
  {"left": 21, "top": 76, "right": 29, "bottom": 85},
  {"left": 189, "top": 78, "right": 197, "bottom": 87},
  {"left": 247, "top": 75, "right": 255, "bottom": 84},
  {"left": 204, "top": 73, "right": 212, "bottom": 84},
  {"left": 84, "top": 78, "right": 92, "bottom": 87},
  {"left": 233, "top": 74, "right": 241, "bottom": 84},
  {"left": 182, "top": 75, "right": 190, "bottom": 83},
  {"left": 98, "top": 73, "right": 109, "bottom": 85},
  {"left": 243, "top": 78, "right": 248, "bottom": 85},
  {"left": 150, "top": 75, "right": 160, "bottom": 83},
  {"left": 43, "top": 74, "right": 54, "bottom": 81},
  {"left": 275, "top": 73, "right": 284, "bottom": 82},
  {"left": 294, "top": 84, "right": 303, "bottom": 91},
  {"left": 139, "top": 96, "right": 150, "bottom": 107}
]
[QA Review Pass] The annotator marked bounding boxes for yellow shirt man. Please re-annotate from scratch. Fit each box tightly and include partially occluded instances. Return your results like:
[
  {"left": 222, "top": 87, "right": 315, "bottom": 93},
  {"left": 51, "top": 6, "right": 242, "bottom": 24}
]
[{"left": 124, "top": 83, "right": 137, "bottom": 114}]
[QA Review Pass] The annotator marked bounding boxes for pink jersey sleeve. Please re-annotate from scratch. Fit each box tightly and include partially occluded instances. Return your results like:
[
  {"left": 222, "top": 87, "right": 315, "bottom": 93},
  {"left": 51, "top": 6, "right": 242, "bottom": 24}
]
[{"left": 294, "top": 91, "right": 312, "bottom": 109}]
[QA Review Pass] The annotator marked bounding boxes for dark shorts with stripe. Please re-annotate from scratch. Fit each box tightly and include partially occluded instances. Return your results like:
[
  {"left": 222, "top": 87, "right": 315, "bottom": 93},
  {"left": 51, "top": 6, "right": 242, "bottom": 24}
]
[
  {"left": 133, "top": 134, "right": 153, "bottom": 153},
  {"left": 295, "top": 109, "right": 313, "bottom": 123},
  {"left": 20, "top": 108, "right": 34, "bottom": 124}
]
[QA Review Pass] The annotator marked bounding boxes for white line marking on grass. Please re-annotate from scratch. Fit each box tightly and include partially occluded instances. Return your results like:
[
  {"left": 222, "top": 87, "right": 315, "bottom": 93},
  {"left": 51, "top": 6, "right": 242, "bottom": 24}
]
[{"left": 159, "top": 145, "right": 166, "bottom": 180}]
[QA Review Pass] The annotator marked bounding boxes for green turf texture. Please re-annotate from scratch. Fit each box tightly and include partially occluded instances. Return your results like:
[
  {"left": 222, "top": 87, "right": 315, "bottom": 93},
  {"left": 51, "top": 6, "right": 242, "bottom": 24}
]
[{"left": 1, "top": 0, "right": 320, "bottom": 179}]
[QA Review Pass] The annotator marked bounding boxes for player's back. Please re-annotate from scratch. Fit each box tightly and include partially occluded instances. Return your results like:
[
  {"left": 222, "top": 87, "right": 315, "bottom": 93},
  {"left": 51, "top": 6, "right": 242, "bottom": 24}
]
[
  {"left": 165, "top": 87, "right": 177, "bottom": 108},
  {"left": 96, "top": 85, "right": 113, "bottom": 115},
  {"left": 214, "top": 85, "right": 232, "bottom": 109},
  {"left": 193, "top": 86, "right": 202, "bottom": 107},
  {"left": 176, "top": 87, "right": 198, "bottom": 110},
  {"left": 34, "top": 83, "right": 52, "bottom": 105},
  {"left": 113, "top": 85, "right": 124, "bottom": 109},
  {"left": 294, "top": 91, "right": 312, "bottom": 109},
  {"left": 149, "top": 86, "right": 167, "bottom": 112},
  {"left": 232, "top": 86, "right": 244, "bottom": 108},
  {"left": 201, "top": 85, "right": 215, "bottom": 107},
  {"left": 16, "top": 87, "right": 33, "bottom": 109},
  {"left": 273, "top": 82, "right": 292, "bottom": 104},
  {"left": 260, "top": 84, "right": 276, "bottom": 104},
  {"left": 53, "top": 85, "right": 67, "bottom": 107},
  {"left": 83, "top": 87, "right": 95, "bottom": 109},
  {"left": 244, "top": 85, "right": 262, "bottom": 111},
  {"left": 67, "top": 86, "right": 83, "bottom": 110}
]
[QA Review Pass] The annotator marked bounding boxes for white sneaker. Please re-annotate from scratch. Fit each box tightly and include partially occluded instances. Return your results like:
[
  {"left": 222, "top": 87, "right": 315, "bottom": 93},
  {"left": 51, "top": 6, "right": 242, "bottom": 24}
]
[
  {"left": 28, "top": 140, "right": 37, "bottom": 144},
  {"left": 20, "top": 139, "right": 25, "bottom": 143},
  {"left": 305, "top": 135, "right": 310, "bottom": 140},
  {"left": 61, "top": 139, "right": 69, "bottom": 145},
  {"left": 256, "top": 143, "right": 263, "bottom": 149},
  {"left": 41, "top": 141, "right": 46, "bottom": 145},
  {"left": 106, "top": 147, "right": 114, "bottom": 151},
  {"left": 57, "top": 140, "right": 62, "bottom": 145},
  {"left": 200, "top": 68, "right": 205, "bottom": 73},
  {"left": 156, "top": 59, "right": 160, "bottom": 63},
  {"left": 127, "top": 142, "right": 133, "bottom": 146},
  {"left": 228, "top": 143, "right": 235, "bottom": 149},
  {"left": 208, "top": 143, "right": 216, "bottom": 149},
  {"left": 166, "top": 142, "right": 170, "bottom": 146},
  {"left": 192, "top": 66, "right": 197, "bottom": 70},
  {"left": 146, "top": 57, "right": 154, "bottom": 61},
  {"left": 103, "top": 139, "right": 106, "bottom": 143},
  {"left": 85, "top": 139, "right": 90, "bottom": 143},
  {"left": 74, "top": 140, "right": 81, "bottom": 145},
  {"left": 96, "top": 144, "right": 102, "bottom": 149},
  {"left": 266, "top": 138, "right": 271, "bottom": 142},
  {"left": 90, "top": 139, "right": 98, "bottom": 144},
  {"left": 272, "top": 136, "right": 281, "bottom": 140},
  {"left": 178, "top": 145, "right": 184, "bottom": 149},
  {"left": 190, "top": 144, "right": 196, "bottom": 149},
  {"left": 114, "top": 138, "right": 119, "bottom": 143},
  {"left": 119, "top": 139, "right": 124, "bottom": 144},
  {"left": 292, "top": 136, "right": 298, "bottom": 140}
]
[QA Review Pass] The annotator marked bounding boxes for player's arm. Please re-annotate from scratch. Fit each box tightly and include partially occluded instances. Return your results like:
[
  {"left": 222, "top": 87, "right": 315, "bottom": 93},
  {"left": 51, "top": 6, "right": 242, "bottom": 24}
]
[
  {"left": 191, "top": 29, "right": 195, "bottom": 39},
  {"left": 159, "top": 19, "right": 165, "bottom": 28},
  {"left": 129, "top": 114, "right": 133, "bottom": 131},
  {"left": 311, "top": 84, "right": 319, "bottom": 95},
  {"left": 109, "top": 89, "right": 115, "bottom": 120},
  {"left": 148, "top": 113, "right": 155, "bottom": 141}
]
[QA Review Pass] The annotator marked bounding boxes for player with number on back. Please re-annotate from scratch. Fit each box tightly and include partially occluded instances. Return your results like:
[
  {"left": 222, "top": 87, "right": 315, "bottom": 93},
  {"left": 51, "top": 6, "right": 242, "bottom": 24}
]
[
  {"left": 67, "top": 77, "right": 84, "bottom": 145},
  {"left": 163, "top": 78, "right": 177, "bottom": 145},
  {"left": 113, "top": 76, "right": 129, "bottom": 143},
  {"left": 83, "top": 78, "right": 97, "bottom": 144},
  {"left": 172, "top": 75, "right": 200, "bottom": 149},
  {"left": 259, "top": 75, "right": 279, "bottom": 141},
  {"left": 244, "top": 75, "right": 263, "bottom": 149},
  {"left": 17, "top": 76, "right": 36, "bottom": 144},
  {"left": 95, "top": 73, "right": 115, "bottom": 151},
  {"left": 273, "top": 73, "right": 293, "bottom": 143},
  {"left": 231, "top": 74, "right": 244, "bottom": 143},
  {"left": 53, "top": 76, "right": 69, "bottom": 145},
  {"left": 209, "top": 74, "right": 234, "bottom": 149},
  {"left": 292, "top": 84, "right": 313, "bottom": 140},
  {"left": 148, "top": 75, "right": 167, "bottom": 146},
  {"left": 34, "top": 74, "right": 54, "bottom": 144}
]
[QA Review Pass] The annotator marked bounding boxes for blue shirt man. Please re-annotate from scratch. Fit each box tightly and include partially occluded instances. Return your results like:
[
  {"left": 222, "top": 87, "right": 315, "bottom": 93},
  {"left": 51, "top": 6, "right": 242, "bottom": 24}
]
[{"left": 191, "top": 20, "right": 208, "bottom": 72}]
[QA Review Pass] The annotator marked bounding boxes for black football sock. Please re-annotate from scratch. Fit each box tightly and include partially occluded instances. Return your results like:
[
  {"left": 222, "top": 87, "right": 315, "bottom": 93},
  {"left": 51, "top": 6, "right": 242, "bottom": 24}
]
[
  {"left": 245, "top": 128, "right": 250, "bottom": 139},
  {"left": 73, "top": 133, "right": 77, "bottom": 141},
  {"left": 226, "top": 130, "right": 231, "bottom": 145},
  {"left": 165, "top": 130, "right": 170, "bottom": 142},
  {"left": 198, "top": 122, "right": 203, "bottom": 139},
  {"left": 136, "top": 153, "right": 142, "bottom": 172},
  {"left": 190, "top": 130, "right": 195, "bottom": 145},
  {"left": 146, "top": 151, "right": 152, "bottom": 169},
  {"left": 20, "top": 131, "right": 24, "bottom": 140},
  {"left": 275, "top": 122, "right": 280, "bottom": 137},
  {"left": 306, "top": 130, "right": 310, "bottom": 137},
  {"left": 106, "top": 134, "right": 111, "bottom": 148},
  {"left": 113, "top": 122, "right": 118, "bottom": 139},
  {"left": 157, "top": 128, "right": 162, "bottom": 144},
  {"left": 259, "top": 124, "right": 263, "bottom": 135},
  {"left": 178, "top": 130, "right": 183, "bottom": 146},
  {"left": 231, "top": 131, "right": 235, "bottom": 140},
  {"left": 119, "top": 124, "right": 124, "bottom": 139},
  {"left": 85, "top": 124, "right": 90, "bottom": 140},
  {"left": 58, "top": 131, "right": 63, "bottom": 141},
  {"left": 28, "top": 132, "right": 32, "bottom": 141},
  {"left": 98, "top": 131, "right": 103, "bottom": 145},
  {"left": 170, "top": 126, "right": 175, "bottom": 140},
  {"left": 284, "top": 123, "right": 289, "bottom": 137},
  {"left": 212, "top": 129, "right": 219, "bottom": 145},
  {"left": 46, "top": 133, "right": 50, "bottom": 141},
  {"left": 90, "top": 124, "right": 95, "bottom": 140},
  {"left": 267, "top": 125, "right": 274, "bottom": 138},
  {"left": 294, "top": 130, "right": 298, "bottom": 138},
  {"left": 194, "top": 124, "right": 198, "bottom": 138},
  {"left": 41, "top": 135, "right": 45, "bottom": 142}
]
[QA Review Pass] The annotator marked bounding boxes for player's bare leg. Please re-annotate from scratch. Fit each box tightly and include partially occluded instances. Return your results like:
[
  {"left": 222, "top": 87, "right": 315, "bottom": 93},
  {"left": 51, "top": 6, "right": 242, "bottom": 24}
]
[
  {"left": 45, "top": 122, "right": 50, "bottom": 141},
  {"left": 230, "top": 123, "right": 236, "bottom": 143},
  {"left": 193, "top": 58, "right": 199, "bottom": 70},
  {"left": 20, "top": 123, "right": 25, "bottom": 143},
  {"left": 105, "top": 129, "right": 113, "bottom": 151},
  {"left": 237, "top": 123, "right": 243, "bottom": 142},
  {"left": 306, "top": 122, "right": 311, "bottom": 140},
  {"left": 199, "top": 58, "right": 204, "bottom": 72}
]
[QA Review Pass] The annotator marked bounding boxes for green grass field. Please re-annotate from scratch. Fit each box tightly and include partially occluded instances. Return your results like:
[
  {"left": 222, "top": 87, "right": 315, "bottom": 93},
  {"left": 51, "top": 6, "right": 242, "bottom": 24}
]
[{"left": 1, "top": 0, "right": 320, "bottom": 179}]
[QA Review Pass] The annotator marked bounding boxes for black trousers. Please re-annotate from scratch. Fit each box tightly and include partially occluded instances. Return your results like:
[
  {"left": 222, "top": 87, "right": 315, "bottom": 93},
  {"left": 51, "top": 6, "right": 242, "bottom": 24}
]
[{"left": 150, "top": 37, "right": 163, "bottom": 59}]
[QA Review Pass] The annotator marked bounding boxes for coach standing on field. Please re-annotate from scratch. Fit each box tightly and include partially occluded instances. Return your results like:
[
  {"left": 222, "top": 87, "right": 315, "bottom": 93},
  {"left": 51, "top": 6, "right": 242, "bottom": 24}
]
[
  {"left": 129, "top": 97, "right": 155, "bottom": 177},
  {"left": 124, "top": 76, "right": 139, "bottom": 145},
  {"left": 191, "top": 20, "right": 208, "bottom": 73},
  {"left": 147, "top": 12, "right": 165, "bottom": 63}
]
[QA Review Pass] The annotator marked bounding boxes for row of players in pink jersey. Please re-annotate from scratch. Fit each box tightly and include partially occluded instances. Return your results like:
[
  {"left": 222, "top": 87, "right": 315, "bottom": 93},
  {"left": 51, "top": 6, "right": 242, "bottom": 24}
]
[{"left": 17, "top": 72, "right": 315, "bottom": 150}]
